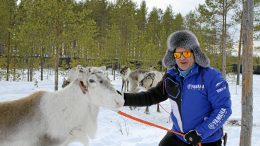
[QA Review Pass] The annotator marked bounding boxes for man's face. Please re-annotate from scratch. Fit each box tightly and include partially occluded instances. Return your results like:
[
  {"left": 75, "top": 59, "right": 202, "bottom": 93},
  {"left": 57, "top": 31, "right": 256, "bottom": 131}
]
[{"left": 174, "top": 48, "right": 195, "bottom": 70}]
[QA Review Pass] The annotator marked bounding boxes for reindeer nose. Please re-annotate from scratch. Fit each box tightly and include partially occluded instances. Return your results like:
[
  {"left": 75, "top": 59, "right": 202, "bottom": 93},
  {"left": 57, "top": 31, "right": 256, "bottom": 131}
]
[
  {"left": 114, "top": 100, "right": 121, "bottom": 107},
  {"left": 114, "top": 99, "right": 124, "bottom": 107}
]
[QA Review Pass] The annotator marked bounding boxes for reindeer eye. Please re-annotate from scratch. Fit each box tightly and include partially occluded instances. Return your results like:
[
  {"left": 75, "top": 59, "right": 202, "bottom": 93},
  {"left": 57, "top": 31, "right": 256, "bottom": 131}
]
[
  {"left": 89, "top": 79, "right": 95, "bottom": 83},
  {"left": 100, "top": 80, "right": 103, "bottom": 84}
]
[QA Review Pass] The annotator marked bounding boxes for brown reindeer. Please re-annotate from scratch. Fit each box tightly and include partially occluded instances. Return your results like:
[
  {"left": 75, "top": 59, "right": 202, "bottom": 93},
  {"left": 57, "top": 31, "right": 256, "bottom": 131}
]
[{"left": 120, "top": 66, "right": 130, "bottom": 92}]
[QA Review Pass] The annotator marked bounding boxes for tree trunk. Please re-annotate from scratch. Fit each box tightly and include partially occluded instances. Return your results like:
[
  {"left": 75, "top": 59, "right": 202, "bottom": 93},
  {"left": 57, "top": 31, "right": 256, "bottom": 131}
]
[
  {"left": 29, "top": 67, "right": 33, "bottom": 82},
  {"left": 27, "top": 67, "right": 30, "bottom": 82},
  {"left": 6, "top": 31, "right": 11, "bottom": 81},
  {"left": 40, "top": 47, "right": 44, "bottom": 81},
  {"left": 240, "top": 0, "right": 254, "bottom": 146},
  {"left": 221, "top": 0, "right": 227, "bottom": 78},
  {"left": 237, "top": 12, "right": 243, "bottom": 85},
  {"left": 12, "top": 67, "right": 16, "bottom": 81},
  {"left": 54, "top": 47, "right": 60, "bottom": 91},
  {"left": 27, "top": 62, "right": 33, "bottom": 82}
]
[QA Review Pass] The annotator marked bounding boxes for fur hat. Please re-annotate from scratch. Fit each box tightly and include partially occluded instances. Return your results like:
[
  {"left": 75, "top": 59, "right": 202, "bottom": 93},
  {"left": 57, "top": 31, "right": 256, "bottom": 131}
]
[{"left": 162, "top": 30, "right": 210, "bottom": 68}]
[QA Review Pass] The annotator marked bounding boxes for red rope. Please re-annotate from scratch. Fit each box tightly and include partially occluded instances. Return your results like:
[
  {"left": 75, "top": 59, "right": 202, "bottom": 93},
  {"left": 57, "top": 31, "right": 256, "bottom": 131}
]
[{"left": 118, "top": 111, "right": 202, "bottom": 146}]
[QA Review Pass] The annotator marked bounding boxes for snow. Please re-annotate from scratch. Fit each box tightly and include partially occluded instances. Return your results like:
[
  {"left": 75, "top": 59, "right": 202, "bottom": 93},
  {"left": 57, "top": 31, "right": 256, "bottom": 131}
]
[{"left": 0, "top": 69, "right": 259, "bottom": 146}]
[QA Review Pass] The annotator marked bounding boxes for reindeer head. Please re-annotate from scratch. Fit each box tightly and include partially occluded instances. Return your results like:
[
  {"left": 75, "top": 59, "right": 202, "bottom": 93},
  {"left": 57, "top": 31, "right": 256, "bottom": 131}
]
[
  {"left": 62, "top": 65, "right": 85, "bottom": 88},
  {"left": 139, "top": 72, "right": 156, "bottom": 89},
  {"left": 68, "top": 66, "right": 124, "bottom": 111}
]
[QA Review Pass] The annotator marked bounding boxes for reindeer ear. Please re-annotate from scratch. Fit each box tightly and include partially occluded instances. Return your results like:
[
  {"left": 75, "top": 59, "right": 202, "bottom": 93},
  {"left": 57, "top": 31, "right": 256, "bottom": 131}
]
[
  {"left": 79, "top": 80, "right": 88, "bottom": 94},
  {"left": 62, "top": 80, "right": 70, "bottom": 88},
  {"left": 73, "top": 79, "right": 88, "bottom": 94}
]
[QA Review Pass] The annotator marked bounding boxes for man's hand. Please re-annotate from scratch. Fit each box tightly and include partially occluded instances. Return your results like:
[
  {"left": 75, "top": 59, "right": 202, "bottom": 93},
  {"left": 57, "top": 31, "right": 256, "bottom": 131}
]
[{"left": 184, "top": 130, "right": 202, "bottom": 145}]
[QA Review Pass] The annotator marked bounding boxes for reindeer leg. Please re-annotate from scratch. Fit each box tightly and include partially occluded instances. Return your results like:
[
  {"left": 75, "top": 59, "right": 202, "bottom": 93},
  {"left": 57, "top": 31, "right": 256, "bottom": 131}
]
[
  {"left": 121, "top": 80, "right": 125, "bottom": 92},
  {"left": 126, "top": 80, "right": 129, "bottom": 91},
  {"left": 157, "top": 104, "right": 160, "bottom": 112},
  {"left": 144, "top": 106, "right": 150, "bottom": 114}
]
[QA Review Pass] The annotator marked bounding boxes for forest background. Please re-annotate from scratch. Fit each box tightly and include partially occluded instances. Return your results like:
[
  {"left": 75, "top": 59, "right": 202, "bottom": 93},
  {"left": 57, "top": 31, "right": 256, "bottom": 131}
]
[{"left": 0, "top": 0, "right": 260, "bottom": 90}]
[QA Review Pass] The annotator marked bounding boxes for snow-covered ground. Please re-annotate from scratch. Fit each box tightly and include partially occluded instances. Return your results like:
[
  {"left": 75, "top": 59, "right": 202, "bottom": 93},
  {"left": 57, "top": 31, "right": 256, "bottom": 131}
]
[{"left": 0, "top": 69, "right": 259, "bottom": 146}]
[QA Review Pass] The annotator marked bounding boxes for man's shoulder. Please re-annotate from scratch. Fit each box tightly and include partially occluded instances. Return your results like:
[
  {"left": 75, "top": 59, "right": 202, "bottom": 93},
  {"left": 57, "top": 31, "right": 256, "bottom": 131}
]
[
  {"left": 202, "top": 66, "right": 222, "bottom": 76},
  {"left": 200, "top": 67, "right": 226, "bottom": 87}
]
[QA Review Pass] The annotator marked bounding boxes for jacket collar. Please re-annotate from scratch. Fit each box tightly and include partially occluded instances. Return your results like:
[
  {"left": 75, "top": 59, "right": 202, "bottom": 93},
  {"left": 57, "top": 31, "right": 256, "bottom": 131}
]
[{"left": 167, "top": 64, "right": 199, "bottom": 79}]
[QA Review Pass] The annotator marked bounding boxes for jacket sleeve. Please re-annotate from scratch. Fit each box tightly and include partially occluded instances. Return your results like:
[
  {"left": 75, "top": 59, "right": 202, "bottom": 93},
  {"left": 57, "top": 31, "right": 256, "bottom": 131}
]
[
  {"left": 123, "top": 79, "right": 167, "bottom": 106},
  {"left": 195, "top": 71, "right": 232, "bottom": 140}
]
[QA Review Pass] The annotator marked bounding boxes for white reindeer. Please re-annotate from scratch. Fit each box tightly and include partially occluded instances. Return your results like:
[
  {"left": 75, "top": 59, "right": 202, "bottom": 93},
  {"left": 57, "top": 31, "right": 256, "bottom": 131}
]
[
  {"left": 0, "top": 66, "right": 124, "bottom": 146},
  {"left": 139, "top": 71, "right": 164, "bottom": 114}
]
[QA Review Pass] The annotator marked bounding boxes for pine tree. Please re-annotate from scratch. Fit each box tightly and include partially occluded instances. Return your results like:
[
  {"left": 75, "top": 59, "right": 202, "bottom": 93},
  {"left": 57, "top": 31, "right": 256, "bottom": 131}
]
[
  {"left": 199, "top": 0, "right": 238, "bottom": 77},
  {"left": 110, "top": 0, "right": 137, "bottom": 68},
  {"left": 0, "top": 0, "right": 17, "bottom": 80},
  {"left": 144, "top": 8, "right": 163, "bottom": 68}
]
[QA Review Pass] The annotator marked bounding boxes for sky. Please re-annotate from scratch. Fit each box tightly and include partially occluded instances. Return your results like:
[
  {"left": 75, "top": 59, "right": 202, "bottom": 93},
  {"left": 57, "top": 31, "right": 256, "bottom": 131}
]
[
  {"left": 132, "top": 0, "right": 205, "bottom": 15},
  {"left": 1, "top": 69, "right": 260, "bottom": 146}
]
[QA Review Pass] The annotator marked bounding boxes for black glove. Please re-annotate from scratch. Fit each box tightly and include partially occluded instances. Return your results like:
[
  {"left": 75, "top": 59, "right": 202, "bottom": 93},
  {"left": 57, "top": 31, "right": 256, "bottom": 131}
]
[{"left": 184, "top": 130, "right": 202, "bottom": 145}]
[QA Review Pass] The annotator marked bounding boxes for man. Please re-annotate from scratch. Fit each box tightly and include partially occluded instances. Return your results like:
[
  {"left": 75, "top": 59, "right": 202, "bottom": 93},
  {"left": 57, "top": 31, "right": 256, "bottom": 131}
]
[{"left": 122, "top": 30, "right": 232, "bottom": 146}]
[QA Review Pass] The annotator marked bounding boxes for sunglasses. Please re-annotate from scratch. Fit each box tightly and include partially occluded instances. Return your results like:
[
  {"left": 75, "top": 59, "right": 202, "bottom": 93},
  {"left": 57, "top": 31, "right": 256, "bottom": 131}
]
[{"left": 173, "top": 51, "right": 192, "bottom": 59}]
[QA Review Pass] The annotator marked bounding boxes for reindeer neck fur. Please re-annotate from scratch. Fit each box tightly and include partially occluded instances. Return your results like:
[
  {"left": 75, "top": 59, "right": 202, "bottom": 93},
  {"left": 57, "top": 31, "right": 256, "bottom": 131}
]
[
  {"left": 129, "top": 69, "right": 148, "bottom": 81},
  {"left": 141, "top": 71, "right": 164, "bottom": 89},
  {"left": 40, "top": 81, "right": 99, "bottom": 139}
]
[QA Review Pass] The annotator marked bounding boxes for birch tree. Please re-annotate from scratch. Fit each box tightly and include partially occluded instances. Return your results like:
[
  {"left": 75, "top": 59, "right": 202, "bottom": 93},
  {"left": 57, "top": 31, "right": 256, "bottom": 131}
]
[{"left": 240, "top": 0, "right": 254, "bottom": 146}]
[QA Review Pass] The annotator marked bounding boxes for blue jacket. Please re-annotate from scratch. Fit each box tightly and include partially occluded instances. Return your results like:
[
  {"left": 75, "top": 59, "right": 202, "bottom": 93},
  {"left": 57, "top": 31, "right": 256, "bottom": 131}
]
[{"left": 166, "top": 64, "right": 232, "bottom": 143}]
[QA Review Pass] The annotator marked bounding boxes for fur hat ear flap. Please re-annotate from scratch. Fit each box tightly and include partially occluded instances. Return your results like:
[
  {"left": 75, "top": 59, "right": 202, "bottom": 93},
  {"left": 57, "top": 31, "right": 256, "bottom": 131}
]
[
  {"left": 193, "top": 47, "right": 210, "bottom": 68},
  {"left": 162, "top": 50, "right": 176, "bottom": 68}
]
